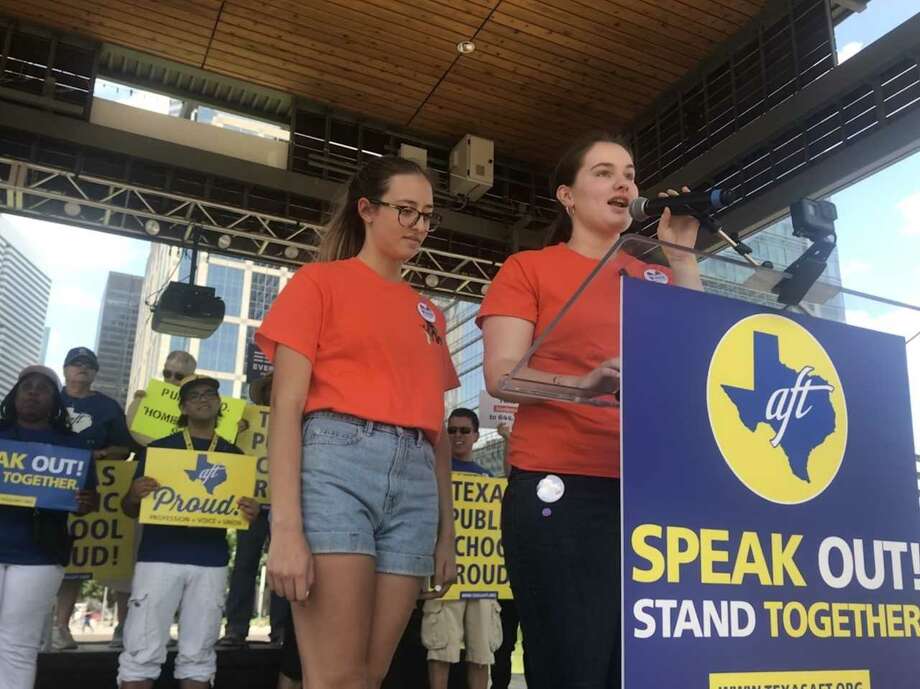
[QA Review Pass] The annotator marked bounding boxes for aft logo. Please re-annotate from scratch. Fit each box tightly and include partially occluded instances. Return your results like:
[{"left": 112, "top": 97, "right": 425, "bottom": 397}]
[
  {"left": 184, "top": 454, "right": 228, "bottom": 495},
  {"left": 706, "top": 314, "right": 847, "bottom": 504},
  {"left": 643, "top": 268, "right": 669, "bottom": 284}
]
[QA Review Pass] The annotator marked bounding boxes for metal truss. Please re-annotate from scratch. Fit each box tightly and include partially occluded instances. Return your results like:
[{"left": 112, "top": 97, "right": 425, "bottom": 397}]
[{"left": 0, "top": 157, "right": 500, "bottom": 300}]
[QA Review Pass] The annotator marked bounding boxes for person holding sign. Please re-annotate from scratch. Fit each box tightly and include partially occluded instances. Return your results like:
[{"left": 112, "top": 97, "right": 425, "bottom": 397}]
[
  {"left": 422, "top": 408, "right": 502, "bottom": 689},
  {"left": 479, "top": 132, "right": 703, "bottom": 689},
  {"left": 0, "top": 365, "right": 98, "bottom": 689},
  {"left": 126, "top": 350, "right": 197, "bottom": 447},
  {"left": 256, "top": 155, "right": 459, "bottom": 689},
  {"left": 117, "top": 375, "right": 259, "bottom": 689},
  {"left": 54, "top": 346, "right": 133, "bottom": 651},
  {"left": 219, "top": 373, "right": 291, "bottom": 648}
]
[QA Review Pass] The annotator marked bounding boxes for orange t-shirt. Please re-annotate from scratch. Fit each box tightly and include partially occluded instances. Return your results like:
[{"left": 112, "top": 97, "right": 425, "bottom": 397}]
[
  {"left": 476, "top": 243, "right": 672, "bottom": 478},
  {"left": 256, "top": 258, "right": 459, "bottom": 445}
]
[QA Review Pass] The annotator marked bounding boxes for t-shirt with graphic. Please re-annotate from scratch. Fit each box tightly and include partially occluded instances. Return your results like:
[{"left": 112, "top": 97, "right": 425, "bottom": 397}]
[
  {"left": 0, "top": 425, "right": 94, "bottom": 566},
  {"left": 476, "top": 243, "right": 672, "bottom": 478},
  {"left": 61, "top": 390, "right": 132, "bottom": 452},
  {"left": 256, "top": 258, "right": 459, "bottom": 445},
  {"left": 133, "top": 431, "right": 243, "bottom": 567},
  {"left": 452, "top": 458, "right": 492, "bottom": 477}
]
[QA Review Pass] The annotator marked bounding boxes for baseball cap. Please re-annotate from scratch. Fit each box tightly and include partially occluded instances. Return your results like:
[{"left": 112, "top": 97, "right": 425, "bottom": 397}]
[
  {"left": 64, "top": 347, "right": 99, "bottom": 370},
  {"left": 18, "top": 365, "right": 62, "bottom": 392},
  {"left": 178, "top": 375, "right": 221, "bottom": 402}
]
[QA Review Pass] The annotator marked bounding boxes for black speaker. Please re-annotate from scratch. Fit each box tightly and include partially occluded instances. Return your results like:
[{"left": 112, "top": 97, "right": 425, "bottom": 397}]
[{"left": 151, "top": 282, "right": 225, "bottom": 338}]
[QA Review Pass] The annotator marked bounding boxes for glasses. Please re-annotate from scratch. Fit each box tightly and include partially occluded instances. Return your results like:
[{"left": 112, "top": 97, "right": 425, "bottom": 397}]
[
  {"left": 68, "top": 359, "right": 95, "bottom": 369},
  {"left": 185, "top": 390, "right": 219, "bottom": 402},
  {"left": 162, "top": 369, "right": 184, "bottom": 381},
  {"left": 368, "top": 200, "right": 442, "bottom": 232},
  {"left": 447, "top": 427, "right": 474, "bottom": 435}
]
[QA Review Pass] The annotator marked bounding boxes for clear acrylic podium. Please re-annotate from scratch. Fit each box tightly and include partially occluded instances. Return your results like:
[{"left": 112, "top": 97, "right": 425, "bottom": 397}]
[{"left": 498, "top": 234, "right": 920, "bottom": 410}]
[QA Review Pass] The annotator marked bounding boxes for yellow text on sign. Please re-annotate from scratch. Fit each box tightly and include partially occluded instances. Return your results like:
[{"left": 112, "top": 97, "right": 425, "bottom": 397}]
[
  {"left": 631, "top": 524, "right": 806, "bottom": 586},
  {"left": 709, "top": 669, "right": 870, "bottom": 689},
  {"left": 236, "top": 405, "right": 270, "bottom": 505},
  {"left": 139, "top": 448, "right": 256, "bottom": 530},
  {"left": 444, "top": 473, "right": 512, "bottom": 601},
  {"left": 130, "top": 379, "right": 246, "bottom": 444},
  {"left": 66, "top": 460, "right": 137, "bottom": 581}
]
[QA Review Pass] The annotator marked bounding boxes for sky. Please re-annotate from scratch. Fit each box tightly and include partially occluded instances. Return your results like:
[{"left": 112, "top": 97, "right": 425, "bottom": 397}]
[{"left": 0, "top": 1, "right": 918, "bottom": 445}]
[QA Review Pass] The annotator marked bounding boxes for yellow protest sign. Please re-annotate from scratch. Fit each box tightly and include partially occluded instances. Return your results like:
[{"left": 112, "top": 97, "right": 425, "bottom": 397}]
[
  {"left": 443, "top": 473, "right": 512, "bottom": 601},
  {"left": 130, "top": 379, "right": 247, "bottom": 444},
  {"left": 236, "top": 404, "right": 270, "bottom": 504},
  {"left": 66, "top": 460, "right": 137, "bottom": 581},
  {"left": 139, "top": 448, "right": 256, "bottom": 529}
]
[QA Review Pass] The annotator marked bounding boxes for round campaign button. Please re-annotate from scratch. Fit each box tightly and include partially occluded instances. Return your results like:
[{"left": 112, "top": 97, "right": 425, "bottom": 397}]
[
  {"left": 417, "top": 302, "right": 436, "bottom": 323},
  {"left": 536, "top": 474, "right": 565, "bottom": 503}
]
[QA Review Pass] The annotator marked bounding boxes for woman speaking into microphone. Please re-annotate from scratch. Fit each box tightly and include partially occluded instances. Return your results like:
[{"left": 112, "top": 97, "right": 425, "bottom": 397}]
[{"left": 478, "top": 132, "right": 703, "bottom": 689}]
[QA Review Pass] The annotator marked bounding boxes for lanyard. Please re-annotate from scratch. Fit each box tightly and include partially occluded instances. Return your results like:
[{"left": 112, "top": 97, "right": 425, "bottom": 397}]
[{"left": 182, "top": 429, "right": 219, "bottom": 452}]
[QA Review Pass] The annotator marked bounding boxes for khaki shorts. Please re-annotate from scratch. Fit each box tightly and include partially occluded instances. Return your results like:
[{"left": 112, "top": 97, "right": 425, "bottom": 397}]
[{"left": 421, "top": 598, "right": 503, "bottom": 665}]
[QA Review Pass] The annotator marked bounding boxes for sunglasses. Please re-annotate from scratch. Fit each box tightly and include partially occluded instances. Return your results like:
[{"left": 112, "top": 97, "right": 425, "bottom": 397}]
[
  {"left": 447, "top": 427, "right": 474, "bottom": 435},
  {"left": 162, "top": 369, "right": 184, "bottom": 381}
]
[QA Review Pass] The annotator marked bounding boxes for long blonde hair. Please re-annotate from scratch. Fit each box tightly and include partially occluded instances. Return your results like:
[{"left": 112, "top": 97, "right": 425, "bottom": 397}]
[{"left": 317, "top": 156, "right": 433, "bottom": 262}]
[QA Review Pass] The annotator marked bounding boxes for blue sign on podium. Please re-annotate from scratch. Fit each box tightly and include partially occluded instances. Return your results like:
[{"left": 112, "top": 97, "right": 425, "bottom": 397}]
[{"left": 622, "top": 277, "right": 918, "bottom": 688}]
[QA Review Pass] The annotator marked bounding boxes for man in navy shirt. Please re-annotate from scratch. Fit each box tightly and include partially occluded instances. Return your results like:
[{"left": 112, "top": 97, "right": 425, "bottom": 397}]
[
  {"left": 422, "top": 408, "right": 502, "bottom": 689},
  {"left": 53, "top": 346, "right": 134, "bottom": 650},
  {"left": 117, "top": 375, "right": 258, "bottom": 689}
]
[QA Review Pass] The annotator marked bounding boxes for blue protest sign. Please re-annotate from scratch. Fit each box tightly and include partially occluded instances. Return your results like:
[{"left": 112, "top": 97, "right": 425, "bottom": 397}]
[
  {"left": 622, "top": 278, "right": 919, "bottom": 688},
  {"left": 0, "top": 439, "right": 92, "bottom": 511}
]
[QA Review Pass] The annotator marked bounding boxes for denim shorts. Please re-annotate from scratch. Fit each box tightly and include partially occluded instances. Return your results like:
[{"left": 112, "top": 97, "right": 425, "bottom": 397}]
[{"left": 300, "top": 411, "right": 439, "bottom": 577}]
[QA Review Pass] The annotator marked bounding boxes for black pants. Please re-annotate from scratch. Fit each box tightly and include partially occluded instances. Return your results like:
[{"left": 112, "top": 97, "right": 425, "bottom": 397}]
[
  {"left": 225, "top": 509, "right": 290, "bottom": 638},
  {"left": 502, "top": 469, "right": 621, "bottom": 689},
  {"left": 491, "top": 598, "right": 521, "bottom": 689}
]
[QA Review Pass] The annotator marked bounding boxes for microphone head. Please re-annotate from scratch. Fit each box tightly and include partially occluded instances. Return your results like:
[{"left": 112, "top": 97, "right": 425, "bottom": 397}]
[
  {"left": 628, "top": 197, "right": 650, "bottom": 222},
  {"left": 712, "top": 188, "right": 738, "bottom": 208}
]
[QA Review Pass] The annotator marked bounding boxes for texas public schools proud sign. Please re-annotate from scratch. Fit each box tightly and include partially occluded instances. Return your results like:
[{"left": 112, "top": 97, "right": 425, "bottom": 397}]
[
  {"left": 140, "top": 448, "right": 256, "bottom": 529},
  {"left": 0, "top": 439, "right": 91, "bottom": 510},
  {"left": 621, "top": 279, "right": 919, "bottom": 689}
]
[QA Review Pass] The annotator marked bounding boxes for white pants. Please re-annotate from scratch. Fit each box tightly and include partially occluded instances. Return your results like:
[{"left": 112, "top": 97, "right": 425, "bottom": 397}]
[
  {"left": 0, "top": 563, "right": 64, "bottom": 689},
  {"left": 117, "top": 562, "right": 227, "bottom": 684}
]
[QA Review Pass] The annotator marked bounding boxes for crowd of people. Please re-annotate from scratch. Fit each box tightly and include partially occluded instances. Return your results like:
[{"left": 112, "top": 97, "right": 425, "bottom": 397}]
[{"left": 0, "top": 131, "right": 701, "bottom": 689}]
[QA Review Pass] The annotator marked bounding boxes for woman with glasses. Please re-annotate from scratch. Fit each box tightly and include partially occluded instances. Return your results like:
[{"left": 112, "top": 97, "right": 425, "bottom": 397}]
[
  {"left": 478, "top": 132, "right": 703, "bottom": 689},
  {"left": 117, "top": 375, "right": 260, "bottom": 688},
  {"left": 256, "top": 155, "right": 459, "bottom": 689}
]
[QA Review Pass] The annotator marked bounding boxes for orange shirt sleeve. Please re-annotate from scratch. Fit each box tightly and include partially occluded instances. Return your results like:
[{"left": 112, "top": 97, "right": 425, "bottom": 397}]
[
  {"left": 255, "top": 265, "right": 325, "bottom": 364},
  {"left": 442, "top": 332, "right": 460, "bottom": 391},
  {"left": 475, "top": 254, "right": 538, "bottom": 328}
]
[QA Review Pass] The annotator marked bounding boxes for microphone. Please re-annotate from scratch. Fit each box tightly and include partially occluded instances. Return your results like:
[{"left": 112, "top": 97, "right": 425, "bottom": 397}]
[{"left": 628, "top": 189, "right": 737, "bottom": 222}]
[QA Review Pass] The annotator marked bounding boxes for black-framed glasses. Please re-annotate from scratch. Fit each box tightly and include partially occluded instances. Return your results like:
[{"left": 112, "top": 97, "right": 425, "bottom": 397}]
[
  {"left": 368, "top": 200, "right": 442, "bottom": 232},
  {"left": 185, "top": 390, "right": 219, "bottom": 402},
  {"left": 162, "top": 369, "right": 184, "bottom": 381},
  {"left": 447, "top": 427, "right": 473, "bottom": 435}
]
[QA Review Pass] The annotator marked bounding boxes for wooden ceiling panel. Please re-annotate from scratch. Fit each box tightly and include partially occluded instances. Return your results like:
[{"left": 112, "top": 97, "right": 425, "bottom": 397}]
[
  {"left": 0, "top": 0, "right": 770, "bottom": 163},
  {"left": 610, "top": 0, "right": 751, "bottom": 34},
  {"left": 218, "top": 6, "right": 446, "bottom": 83},
  {"left": 470, "top": 23, "right": 666, "bottom": 104},
  {"left": 210, "top": 20, "right": 436, "bottom": 101},
  {"left": 0, "top": 0, "right": 221, "bottom": 64}
]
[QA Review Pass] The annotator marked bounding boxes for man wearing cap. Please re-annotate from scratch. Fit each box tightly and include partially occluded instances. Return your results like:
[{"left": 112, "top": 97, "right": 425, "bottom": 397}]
[
  {"left": 117, "top": 375, "right": 259, "bottom": 689},
  {"left": 52, "top": 346, "right": 134, "bottom": 651}
]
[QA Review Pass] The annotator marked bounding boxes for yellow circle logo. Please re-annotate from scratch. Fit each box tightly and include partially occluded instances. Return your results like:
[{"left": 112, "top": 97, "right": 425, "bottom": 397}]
[{"left": 706, "top": 314, "right": 847, "bottom": 504}]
